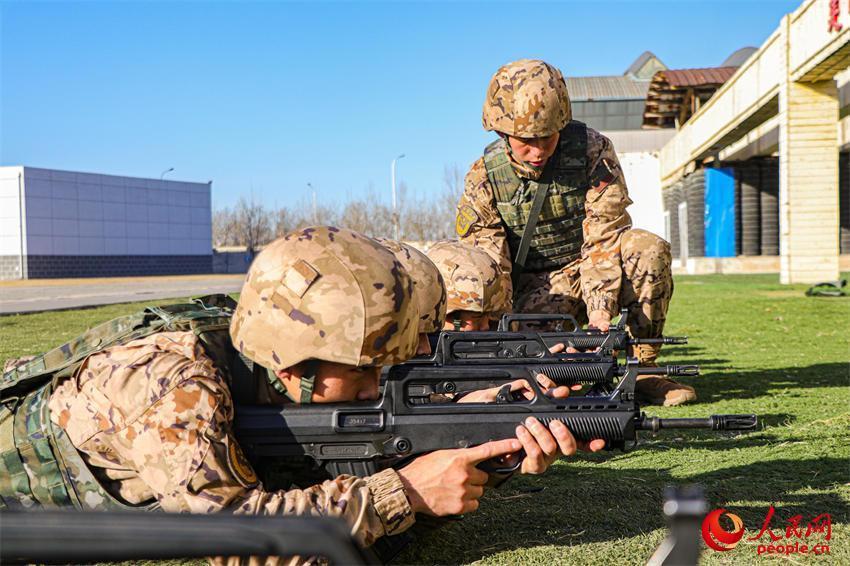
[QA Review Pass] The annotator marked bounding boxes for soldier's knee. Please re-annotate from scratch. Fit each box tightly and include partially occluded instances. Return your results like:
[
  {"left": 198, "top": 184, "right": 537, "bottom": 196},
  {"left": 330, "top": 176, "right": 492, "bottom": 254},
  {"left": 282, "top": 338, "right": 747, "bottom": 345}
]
[
  {"left": 622, "top": 229, "right": 671, "bottom": 267},
  {"left": 621, "top": 229, "right": 672, "bottom": 280}
]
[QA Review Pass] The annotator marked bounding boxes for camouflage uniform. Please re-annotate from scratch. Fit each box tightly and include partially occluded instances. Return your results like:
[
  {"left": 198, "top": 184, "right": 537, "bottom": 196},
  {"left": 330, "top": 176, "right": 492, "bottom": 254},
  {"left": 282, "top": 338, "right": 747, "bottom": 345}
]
[
  {"left": 457, "top": 60, "right": 674, "bottom": 346},
  {"left": 7, "top": 227, "right": 420, "bottom": 561},
  {"left": 426, "top": 240, "right": 512, "bottom": 318},
  {"left": 47, "top": 331, "right": 411, "bottom": 547},
  {"left": 376, "top": 238, "right": 447, "bottom": 333}
]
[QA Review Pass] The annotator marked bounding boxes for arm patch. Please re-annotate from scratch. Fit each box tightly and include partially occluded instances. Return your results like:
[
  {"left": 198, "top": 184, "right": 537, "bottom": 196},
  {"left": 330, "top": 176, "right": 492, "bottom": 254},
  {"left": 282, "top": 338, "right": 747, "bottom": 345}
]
[
  {"left": 589, "top": 158, "right": 618, "bottom": 192},
  {"left": 227, "top": 440, "right": 259, "bottom": 488},
  {"left": 456, "top": 205, "right": 479, "bottom": 237}
]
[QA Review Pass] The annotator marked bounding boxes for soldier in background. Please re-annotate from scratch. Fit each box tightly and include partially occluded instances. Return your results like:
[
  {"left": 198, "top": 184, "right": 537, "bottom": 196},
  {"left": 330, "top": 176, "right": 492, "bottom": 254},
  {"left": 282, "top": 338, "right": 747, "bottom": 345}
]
[
  {"left": 1, "top": 226, "right": 599, "bottom": 558},
  {"left": 426, "top": 240, "right": 512, "bottom": 331},
  {"left": 456, "top": 59, "right": 695, "bottom": 407}
]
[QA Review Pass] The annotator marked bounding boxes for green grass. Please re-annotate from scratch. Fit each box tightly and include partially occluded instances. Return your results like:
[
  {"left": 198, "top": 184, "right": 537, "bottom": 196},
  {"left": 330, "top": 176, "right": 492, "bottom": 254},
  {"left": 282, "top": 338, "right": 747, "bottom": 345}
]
[{"left": 1, "top": 274, "right": 848, "bottom": 564}]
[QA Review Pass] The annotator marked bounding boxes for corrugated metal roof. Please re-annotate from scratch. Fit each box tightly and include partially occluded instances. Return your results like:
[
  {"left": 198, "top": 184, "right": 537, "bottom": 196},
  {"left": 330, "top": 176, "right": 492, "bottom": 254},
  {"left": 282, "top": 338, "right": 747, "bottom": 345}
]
[
  {"left": 565, "top": 76, "right": 650, "bottom": 101},
  {"left": 659, "top": 67, "right": 738, "bottom": 88}
]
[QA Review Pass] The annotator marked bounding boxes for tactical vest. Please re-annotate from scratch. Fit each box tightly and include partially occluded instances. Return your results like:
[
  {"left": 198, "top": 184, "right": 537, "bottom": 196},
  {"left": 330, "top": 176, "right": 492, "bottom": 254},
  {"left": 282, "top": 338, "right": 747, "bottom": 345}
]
[
  {"left": 485, "top": 120, "right": 589, "bottom": 273},
  {"left": 0, "top": 295, "right": 237, "bottom": 510}
]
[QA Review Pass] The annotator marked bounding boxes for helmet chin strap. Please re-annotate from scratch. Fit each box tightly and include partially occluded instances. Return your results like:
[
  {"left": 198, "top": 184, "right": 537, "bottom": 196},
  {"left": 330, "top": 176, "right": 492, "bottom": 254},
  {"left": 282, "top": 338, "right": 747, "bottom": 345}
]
[
  {"left": 453, "top": 316, "right": 462, "bottom": 331},
  {"left": 266, "top": 359, "right": 321, "bottom": 404},
  {"left": 299, "top": 359, "right": 321, "bottom": 404}
]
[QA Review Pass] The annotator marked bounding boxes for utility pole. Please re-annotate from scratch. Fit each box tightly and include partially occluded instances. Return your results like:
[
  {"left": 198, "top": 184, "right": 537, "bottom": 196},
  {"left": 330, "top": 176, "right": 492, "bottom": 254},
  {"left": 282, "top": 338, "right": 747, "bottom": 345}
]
[
  {"left": 391, "top": 154, "right": 405, "bottom": 240},
  {"left": 307, "top": 182, "right": 317, "bottom": 224}
]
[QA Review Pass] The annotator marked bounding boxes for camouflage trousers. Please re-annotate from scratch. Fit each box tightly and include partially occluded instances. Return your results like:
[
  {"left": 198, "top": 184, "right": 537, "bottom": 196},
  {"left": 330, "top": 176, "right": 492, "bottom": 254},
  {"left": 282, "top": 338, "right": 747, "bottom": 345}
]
[{"left": 513, "top": 229, "right": 673, "bottom": 339}]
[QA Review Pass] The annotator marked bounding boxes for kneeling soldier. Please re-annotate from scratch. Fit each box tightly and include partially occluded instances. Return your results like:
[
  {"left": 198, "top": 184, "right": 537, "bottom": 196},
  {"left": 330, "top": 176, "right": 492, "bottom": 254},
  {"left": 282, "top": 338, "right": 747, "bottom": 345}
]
[{"left": 456, "top": 59, "right": 695, "bottom": 406}]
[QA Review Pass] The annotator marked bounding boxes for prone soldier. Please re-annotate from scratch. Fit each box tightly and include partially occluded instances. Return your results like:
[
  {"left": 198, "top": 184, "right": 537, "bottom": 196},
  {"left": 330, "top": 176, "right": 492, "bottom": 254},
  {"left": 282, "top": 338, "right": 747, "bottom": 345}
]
[
  {"left": 455, "top": 59, "right": 695, "bottom": 407},
  {"left": 0, "top": 226, "right": 599, "bottom": 557},
  {"left": 376, "top": 238, "right": 446, "bottom": 356},
  {"left": 425, "top": 240, "right": 512, "bottom": 332}
]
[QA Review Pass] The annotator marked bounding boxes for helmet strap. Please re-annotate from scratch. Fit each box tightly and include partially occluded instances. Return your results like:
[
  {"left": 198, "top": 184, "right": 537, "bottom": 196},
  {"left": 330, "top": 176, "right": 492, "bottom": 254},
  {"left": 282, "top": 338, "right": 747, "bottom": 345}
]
[
  {"left": 265, "top": 367, "right": 293, "bottom": 399},
  {"left": 453, "top": 316, "right": 462, "bottom": 331},
  {"left": 299, "top": 359, "right": 320, "bottom": 404}
]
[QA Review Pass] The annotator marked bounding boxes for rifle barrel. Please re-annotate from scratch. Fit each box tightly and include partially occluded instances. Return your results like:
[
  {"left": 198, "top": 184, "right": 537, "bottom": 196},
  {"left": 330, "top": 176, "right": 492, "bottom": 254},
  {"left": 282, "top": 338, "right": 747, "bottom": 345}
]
[
  {"left": 635, "top": 365, "right": 699, "bottom": 377},
  {"left": 632, "top": 336, "right": 688, "bottom": 345},
  {"left": 639, "top": 414, "right": 757, "bottom": 433}
]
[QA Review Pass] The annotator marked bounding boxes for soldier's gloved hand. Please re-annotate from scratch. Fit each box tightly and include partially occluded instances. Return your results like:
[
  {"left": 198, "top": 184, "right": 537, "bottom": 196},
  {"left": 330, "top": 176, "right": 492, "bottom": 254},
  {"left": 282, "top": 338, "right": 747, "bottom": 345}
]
[
  {"left": 455, "top": 374, "right": 578, "bottom": 403},
  {"left": 587, "top": 310, "right": 612, "bottom": 332},
  {"left": 397, "top": 438, "right": 522, "bottom": 516}
]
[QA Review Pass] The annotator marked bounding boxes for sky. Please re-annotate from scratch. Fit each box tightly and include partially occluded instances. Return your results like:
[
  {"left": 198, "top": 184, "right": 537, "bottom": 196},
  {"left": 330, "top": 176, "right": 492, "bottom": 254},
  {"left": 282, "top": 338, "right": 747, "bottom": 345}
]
[{"left": 1, "top": 0, "right": 801, "bottom": 212}]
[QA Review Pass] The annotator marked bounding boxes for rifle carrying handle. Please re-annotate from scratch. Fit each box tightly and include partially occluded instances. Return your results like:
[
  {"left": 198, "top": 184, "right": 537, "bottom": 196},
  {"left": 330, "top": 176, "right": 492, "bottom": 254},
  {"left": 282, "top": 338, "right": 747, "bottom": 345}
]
[{"left": 497, "top": 313, "right": 579, "bottom": 332}]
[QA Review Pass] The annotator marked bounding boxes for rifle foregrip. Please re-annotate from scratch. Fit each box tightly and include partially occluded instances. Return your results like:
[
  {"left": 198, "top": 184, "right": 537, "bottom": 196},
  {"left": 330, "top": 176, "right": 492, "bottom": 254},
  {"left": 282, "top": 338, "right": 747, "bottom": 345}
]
[
  {"left": 566, "top": 335, "right": 628, "bottom": 350},
  {"left": 537, "top": 416, "right": 627, "bottom": 442},
  {"left": 532, "top": 363, "right": 611, "bottom": 385}
]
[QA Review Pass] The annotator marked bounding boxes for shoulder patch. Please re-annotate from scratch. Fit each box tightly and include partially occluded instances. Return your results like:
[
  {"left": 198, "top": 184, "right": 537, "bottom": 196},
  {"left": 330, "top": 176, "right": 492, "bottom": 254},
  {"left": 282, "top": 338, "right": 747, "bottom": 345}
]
[
  {"left": 589, "top": 158, "right": 617, "bottom": 192},
  {"left": 227, "top": 440, "right": 259, "bottom": 488},
  {"left": 456, "top": 205, "right": 479, "bottom": 237}
]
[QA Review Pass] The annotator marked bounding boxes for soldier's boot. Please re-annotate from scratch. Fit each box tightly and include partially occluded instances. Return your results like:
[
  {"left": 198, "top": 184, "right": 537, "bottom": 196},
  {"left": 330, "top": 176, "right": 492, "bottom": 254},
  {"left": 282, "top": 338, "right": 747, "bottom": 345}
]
[{"left": 631, "top": 343, "right": 696, "bottom": 407}]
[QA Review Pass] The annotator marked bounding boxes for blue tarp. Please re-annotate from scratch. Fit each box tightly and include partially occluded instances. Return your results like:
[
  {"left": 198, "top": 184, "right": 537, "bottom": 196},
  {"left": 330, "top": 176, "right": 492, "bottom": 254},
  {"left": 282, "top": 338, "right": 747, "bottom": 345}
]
[{"left": 704, "top": 168, "right": 736, "bottom": 257}]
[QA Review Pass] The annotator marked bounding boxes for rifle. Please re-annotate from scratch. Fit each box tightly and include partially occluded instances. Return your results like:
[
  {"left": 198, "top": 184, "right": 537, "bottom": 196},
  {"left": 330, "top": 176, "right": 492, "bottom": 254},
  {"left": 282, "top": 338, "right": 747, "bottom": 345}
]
[
  {"left": 0, "top": 509, "right": 370, "bottom": 565},
  {"left": 401, "top": 331, "right": 698, "bottom": 402},
  {"left": 497, "top": 310, "right": 688, "bottom": 354},
  {"left": 236, "top": 360, "right": 755, "bottom": 485}
]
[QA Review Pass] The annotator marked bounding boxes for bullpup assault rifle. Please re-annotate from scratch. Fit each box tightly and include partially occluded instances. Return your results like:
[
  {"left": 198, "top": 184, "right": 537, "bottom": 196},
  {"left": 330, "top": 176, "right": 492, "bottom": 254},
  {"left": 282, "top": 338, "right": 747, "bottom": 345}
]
[
  {"left": 401, "top": 331, "right": 698, "bottom": 402},
  {"left": 235, "top": 360, "right": 756, "bottom": 486},
  {"left": 496, "top": 309, "right": 688, "bottom": 354}
]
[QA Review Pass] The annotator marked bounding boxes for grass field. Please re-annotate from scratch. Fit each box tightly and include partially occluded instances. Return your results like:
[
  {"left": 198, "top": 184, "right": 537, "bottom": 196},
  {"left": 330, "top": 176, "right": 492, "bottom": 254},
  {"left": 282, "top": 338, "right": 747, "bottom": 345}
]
[{"left": 1, "top": 273, "right": 848, "bottom": 565}]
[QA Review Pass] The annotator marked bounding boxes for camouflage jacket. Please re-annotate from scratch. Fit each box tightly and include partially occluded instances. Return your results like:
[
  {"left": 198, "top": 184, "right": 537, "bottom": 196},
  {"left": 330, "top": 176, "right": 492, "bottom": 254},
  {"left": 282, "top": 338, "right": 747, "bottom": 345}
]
[
  {"left": 46, "top": 331, "right": 414, "bottom": 549},
  {"left": 457, "top": 127, "right": 633, "bottom": 317}
]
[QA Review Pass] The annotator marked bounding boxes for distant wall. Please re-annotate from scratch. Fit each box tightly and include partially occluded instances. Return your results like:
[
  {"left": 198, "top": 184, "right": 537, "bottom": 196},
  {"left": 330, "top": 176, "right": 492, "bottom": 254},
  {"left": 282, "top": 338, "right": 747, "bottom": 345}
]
[
  {"left": 213, "top": 250, "right": 255, "bottom": 274},
  {"left": 0, "top": 166, "right": 213, "bottom": 279},
  {"left": 619, "top": 152, "right": 666, "bottom": 238},
  {"left": 0, "top": 167, "right": 24, "bottom": 279}
]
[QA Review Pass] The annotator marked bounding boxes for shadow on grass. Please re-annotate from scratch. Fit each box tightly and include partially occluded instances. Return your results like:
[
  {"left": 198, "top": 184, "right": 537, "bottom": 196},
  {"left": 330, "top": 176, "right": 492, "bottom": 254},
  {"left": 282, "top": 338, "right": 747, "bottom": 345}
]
[
  {"left": 686, "top": 362, "right": 849, "bottom": 402},
  {"left": 397, "top": 457, "right": 849, "bottom": 564},
  {"left": 661, "top": 345, "right": 730, "bottom": 370}
]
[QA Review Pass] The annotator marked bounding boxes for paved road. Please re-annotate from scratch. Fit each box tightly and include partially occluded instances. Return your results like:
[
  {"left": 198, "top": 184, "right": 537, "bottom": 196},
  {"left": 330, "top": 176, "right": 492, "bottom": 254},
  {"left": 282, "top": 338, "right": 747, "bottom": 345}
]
[{"left": 0, "top": 275, "right": 245, "bottom": 315}]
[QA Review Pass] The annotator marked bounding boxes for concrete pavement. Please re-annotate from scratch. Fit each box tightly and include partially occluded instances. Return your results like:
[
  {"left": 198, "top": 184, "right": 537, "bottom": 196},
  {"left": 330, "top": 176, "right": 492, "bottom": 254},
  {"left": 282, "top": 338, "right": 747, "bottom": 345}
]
[{"left": 0, "top": 274, "right": 245, "bottom": 314}]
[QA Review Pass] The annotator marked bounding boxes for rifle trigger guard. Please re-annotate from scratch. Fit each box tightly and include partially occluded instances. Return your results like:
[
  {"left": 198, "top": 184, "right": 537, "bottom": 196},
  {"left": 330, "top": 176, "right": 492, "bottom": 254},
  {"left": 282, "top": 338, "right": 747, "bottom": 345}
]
[{"left": 477, "top": 450, "right": 524, "bottom": 488}]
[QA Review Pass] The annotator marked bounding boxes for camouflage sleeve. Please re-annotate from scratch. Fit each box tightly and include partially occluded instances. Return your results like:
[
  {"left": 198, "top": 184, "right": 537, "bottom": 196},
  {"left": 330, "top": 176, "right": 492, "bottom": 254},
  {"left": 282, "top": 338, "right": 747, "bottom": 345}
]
[
  {"left": 580, "top": 129, "right": 633, "bottom": 317},
  {"left": 456, "top": 158, "right": 513, "bottom": 277},
  {"left": 129, "top": 373, "right": 414, "bottom": 548}
]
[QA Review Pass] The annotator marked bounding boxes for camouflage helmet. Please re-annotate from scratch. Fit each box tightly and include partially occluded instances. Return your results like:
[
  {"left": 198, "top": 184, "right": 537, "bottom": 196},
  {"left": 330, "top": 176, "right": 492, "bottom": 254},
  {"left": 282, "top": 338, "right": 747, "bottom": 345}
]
[
  {"left": 376, "top": 238, "right": 447, "bottom": 334},
  {"left": 230, "top": 226, "right": 420, "bottom": 374},
  {"left": 425, "top": 240, "right": 512, "bottom": 316},
  {"left": 482, "top": 59, "right": 572, "bottom": 138}
]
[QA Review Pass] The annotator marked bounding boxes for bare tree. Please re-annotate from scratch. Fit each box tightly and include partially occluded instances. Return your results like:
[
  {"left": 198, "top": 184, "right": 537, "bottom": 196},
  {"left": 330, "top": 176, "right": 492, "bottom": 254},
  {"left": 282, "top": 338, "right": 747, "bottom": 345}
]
[
  {"left": 221, "top": 164, "right": 468, "bottom": 248},
  {"left": 212, "top": 207, "right": 239, "bottom": 247},
  {"left": 234, "top": 196, "right": 273, "bottom": 254}
]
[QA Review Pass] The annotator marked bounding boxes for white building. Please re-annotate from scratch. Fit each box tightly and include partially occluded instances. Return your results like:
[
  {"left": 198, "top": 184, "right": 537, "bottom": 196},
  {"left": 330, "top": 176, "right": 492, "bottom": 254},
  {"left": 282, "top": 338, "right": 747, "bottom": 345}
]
[{"left": 0, "top": 166, "right": 212, "bottom": 280}]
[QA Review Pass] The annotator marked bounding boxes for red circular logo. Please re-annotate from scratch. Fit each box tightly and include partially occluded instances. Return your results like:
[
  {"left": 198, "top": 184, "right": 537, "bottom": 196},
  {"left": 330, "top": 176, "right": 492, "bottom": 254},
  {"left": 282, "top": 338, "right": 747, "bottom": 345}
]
[{"left": 702, "top": 509, "right": 745, "bottom": 551}]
